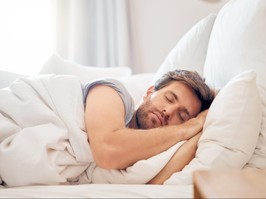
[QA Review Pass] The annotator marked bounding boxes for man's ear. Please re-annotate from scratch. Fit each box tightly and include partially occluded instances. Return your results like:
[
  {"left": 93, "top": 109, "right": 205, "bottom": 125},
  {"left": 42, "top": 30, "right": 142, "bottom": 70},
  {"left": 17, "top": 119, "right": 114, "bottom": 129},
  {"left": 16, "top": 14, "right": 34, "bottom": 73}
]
[{"left": 143, "top": 86, "right": 154, "bottom": 100}]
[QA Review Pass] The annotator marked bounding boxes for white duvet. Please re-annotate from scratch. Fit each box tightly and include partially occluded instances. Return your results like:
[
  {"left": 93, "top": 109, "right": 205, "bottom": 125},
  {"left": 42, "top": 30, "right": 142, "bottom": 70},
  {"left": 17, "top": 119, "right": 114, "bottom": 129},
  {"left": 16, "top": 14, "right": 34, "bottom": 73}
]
[{"left": 0, "top": 75, "right": 184, "bottom": 187}]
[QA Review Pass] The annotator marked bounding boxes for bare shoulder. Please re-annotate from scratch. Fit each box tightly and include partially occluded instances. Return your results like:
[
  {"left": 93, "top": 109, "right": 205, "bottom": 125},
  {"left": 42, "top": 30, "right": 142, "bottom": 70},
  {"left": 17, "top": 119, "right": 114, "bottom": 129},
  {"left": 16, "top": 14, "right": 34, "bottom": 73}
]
[{"left": 85, "top": 85, "right": 126, "bottom": 132}]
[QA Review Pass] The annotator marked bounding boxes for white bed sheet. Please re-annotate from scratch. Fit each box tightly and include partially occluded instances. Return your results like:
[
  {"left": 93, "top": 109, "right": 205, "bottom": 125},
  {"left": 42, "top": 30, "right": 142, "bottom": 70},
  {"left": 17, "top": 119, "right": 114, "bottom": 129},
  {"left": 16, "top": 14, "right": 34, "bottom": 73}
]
[{"left": 0, "top": 184, "right": 193, "bottom": 198}]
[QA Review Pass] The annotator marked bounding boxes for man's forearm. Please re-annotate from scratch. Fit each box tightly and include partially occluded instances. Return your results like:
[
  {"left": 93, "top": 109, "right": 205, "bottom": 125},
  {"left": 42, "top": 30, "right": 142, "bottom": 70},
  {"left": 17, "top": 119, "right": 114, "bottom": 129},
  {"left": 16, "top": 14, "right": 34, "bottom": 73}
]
[
  {"left": 94, "top": 124, "right": 191, "bottom": 169},
  {"left": 147, "top": 132, "right": 202, "bottom": 184}
]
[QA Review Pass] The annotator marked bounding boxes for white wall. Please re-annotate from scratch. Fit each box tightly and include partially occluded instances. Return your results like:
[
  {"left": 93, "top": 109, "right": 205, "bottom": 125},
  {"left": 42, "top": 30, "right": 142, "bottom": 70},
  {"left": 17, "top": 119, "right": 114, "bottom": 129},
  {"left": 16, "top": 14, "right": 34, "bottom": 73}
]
[{"left": 129, "top": 0, "right": 229, "bottom": 74}]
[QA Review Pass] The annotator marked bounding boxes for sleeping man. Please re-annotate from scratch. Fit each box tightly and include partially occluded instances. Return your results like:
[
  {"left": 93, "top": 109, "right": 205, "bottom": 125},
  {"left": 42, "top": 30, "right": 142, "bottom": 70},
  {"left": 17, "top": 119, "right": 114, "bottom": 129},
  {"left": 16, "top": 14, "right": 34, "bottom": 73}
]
[
  {"left": 84, "top": 69, "right": 215, "bottom": 184},
  {"left": 0, "top": 69, "right": 214, "bottom": 186}
]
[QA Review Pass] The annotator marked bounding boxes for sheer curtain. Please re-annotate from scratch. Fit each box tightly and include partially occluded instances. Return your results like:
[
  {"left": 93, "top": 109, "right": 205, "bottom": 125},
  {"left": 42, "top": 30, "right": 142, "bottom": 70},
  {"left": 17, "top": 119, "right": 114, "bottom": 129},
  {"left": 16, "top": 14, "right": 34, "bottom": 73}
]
[{"left": 54, "top": 0, "right": 134, "bottom": 69}]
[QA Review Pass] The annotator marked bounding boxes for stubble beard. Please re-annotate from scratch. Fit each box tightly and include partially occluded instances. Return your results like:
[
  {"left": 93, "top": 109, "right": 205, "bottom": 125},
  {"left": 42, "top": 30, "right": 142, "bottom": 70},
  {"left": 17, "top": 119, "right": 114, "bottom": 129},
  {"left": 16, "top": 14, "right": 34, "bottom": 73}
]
[{"left": 135, "top": 99, "right": 156, "bottom": 129}]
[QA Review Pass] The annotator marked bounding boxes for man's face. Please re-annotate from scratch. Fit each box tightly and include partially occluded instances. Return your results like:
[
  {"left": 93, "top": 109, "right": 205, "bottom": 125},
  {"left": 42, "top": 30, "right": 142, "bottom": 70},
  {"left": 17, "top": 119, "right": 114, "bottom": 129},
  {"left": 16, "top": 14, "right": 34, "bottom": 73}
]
[{"left": 135, "top": 81, "right": 202, "bottom": 129}]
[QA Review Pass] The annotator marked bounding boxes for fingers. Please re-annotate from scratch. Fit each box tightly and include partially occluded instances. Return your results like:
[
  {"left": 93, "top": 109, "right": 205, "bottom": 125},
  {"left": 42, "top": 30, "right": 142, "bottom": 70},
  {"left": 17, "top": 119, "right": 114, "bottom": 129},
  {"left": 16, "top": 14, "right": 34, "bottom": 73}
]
[
  {"left": 197, "top": 109, "right": 208, "bottom": 118},
  {"left": 181, "top": 110, "right": 208, "bottom": 140},
  {"left": 196, "top": 109, "right": 209, "bottom": 124}
]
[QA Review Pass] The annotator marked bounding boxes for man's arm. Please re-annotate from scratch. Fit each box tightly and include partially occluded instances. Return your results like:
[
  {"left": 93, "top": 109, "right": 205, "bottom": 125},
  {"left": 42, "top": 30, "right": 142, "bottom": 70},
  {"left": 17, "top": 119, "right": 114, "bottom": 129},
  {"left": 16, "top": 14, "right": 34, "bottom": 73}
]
[
  {"left": 147, "top": 132, "right": 202, "bottom": 184},
  {"left": 85, "top": 85, "right": 207, "bottom": 170}
]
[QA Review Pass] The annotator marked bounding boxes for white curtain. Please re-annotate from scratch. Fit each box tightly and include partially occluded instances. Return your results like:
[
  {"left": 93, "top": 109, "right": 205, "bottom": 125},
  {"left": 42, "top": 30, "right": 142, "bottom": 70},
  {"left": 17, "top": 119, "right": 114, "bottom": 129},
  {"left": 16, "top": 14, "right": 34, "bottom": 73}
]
[{"left": 53, "top": 0, "right": 134, "bottom": 68}]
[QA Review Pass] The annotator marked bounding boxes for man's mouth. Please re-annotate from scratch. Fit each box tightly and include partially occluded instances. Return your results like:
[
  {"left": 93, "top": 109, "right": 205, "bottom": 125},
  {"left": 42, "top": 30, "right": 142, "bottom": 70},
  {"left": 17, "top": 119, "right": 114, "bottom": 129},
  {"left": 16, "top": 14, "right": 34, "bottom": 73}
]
[{"left": 152, "top": 111, "right": 165, "bottom": 126}]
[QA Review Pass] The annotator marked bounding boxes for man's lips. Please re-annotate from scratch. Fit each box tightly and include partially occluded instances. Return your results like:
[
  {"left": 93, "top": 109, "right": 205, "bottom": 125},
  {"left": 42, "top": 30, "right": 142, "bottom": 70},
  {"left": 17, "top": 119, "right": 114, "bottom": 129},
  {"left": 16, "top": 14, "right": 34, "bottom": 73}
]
[{"left": 152, "top": 111, "right": 165, "bottom": 126}]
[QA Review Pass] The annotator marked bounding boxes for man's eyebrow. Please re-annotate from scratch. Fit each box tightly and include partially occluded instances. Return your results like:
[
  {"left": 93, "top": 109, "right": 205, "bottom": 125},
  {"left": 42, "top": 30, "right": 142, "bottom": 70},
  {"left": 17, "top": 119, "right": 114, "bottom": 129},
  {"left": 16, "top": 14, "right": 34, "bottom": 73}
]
[{"left": 170, "top": 91, "right": 191, "bottom": 118}]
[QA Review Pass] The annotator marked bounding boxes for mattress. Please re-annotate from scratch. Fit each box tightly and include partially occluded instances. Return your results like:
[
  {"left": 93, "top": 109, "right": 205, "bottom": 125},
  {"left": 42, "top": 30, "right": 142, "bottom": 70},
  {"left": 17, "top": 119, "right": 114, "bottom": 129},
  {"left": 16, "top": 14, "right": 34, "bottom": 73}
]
[{"left": 0, "top": 184, "right": 193, "bottom": 198}]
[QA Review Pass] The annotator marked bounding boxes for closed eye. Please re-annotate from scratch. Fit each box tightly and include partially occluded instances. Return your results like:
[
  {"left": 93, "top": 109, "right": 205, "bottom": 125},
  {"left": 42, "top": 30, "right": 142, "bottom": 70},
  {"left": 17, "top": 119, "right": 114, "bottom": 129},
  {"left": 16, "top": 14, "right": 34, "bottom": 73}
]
[
  {"left": 179, "top": 111, "right": 190, "bottom": 122},
  {"left": 165, "top": 92, "right": 176, "bottom": 103},
  {"left": 165, "top": 95, "right": 173, "bottom": 103}
]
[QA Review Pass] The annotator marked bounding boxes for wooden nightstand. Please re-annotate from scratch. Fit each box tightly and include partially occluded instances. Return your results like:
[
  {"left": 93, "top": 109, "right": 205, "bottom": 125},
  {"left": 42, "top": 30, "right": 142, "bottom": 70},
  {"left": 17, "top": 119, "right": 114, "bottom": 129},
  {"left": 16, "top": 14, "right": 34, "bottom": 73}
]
[{"left": 193, "top": 168, "right": 266, "bottom": 198}]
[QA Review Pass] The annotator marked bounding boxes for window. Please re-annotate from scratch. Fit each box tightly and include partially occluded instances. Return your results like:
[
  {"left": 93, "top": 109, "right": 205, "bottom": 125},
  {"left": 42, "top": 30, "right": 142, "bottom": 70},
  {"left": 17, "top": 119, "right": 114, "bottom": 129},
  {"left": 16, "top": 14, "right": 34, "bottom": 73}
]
[{"left": 0, "top": 0, "right": 52, "bottom": 75}]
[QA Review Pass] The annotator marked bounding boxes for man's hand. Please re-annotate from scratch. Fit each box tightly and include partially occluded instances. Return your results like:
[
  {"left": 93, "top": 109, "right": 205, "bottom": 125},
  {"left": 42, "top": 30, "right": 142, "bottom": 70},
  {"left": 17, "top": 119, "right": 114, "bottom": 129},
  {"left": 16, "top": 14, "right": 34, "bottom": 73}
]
[{"left": 180, "top": 109, "right": 208, "bottom": 140}]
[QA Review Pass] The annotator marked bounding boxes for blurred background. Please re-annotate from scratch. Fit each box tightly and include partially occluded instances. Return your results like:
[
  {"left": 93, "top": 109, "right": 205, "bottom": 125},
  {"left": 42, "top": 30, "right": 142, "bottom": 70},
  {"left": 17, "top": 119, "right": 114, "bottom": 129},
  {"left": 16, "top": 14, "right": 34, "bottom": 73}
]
[{"left": 0, "top": 0, "right": 229, "bottom": 75}]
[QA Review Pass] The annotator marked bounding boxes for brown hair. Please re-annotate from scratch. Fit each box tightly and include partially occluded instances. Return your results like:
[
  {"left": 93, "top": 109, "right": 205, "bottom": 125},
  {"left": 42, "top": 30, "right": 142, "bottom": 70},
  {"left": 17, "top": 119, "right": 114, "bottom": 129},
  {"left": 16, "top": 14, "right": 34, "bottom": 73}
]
[{"left": 154, "top": 69, "right": 215, "bottom": 111}]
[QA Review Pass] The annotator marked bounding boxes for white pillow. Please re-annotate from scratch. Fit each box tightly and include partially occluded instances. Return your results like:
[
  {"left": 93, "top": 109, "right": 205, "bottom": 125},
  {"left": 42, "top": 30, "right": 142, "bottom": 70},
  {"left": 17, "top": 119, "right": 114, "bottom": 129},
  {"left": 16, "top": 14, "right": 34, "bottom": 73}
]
[
  {"left": 0, "top": 70, "right": 25, "bottom": 89},
  {"left": 203, "top": 0, "right": 266, "bottom": 168},
  {"left": 150, "top": 13, "right": 216, "bottom": 85},
  {"left": 39, "top": 54, "right": 132, "bottom": 84},
  {"left": 119, "top": 73, "right": 154, "bottom": 106},
  {"left": 165, "top": 70, "right": 262, "bottom": 185}
]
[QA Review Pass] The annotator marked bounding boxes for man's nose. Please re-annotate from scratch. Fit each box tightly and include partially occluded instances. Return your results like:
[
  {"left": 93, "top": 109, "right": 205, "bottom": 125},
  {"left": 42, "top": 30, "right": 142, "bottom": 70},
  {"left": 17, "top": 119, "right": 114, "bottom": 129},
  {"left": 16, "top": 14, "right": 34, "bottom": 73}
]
[{"left": 162, "top": 109, "right": 170, "bottom": 121}]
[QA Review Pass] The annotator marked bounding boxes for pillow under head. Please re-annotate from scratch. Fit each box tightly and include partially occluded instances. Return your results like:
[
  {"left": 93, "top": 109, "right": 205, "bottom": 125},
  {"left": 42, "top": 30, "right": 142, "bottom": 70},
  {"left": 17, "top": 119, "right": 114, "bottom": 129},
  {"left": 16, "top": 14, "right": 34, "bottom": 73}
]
[{"left": 164, "top": 70, "right": 262, "bottom": 185}]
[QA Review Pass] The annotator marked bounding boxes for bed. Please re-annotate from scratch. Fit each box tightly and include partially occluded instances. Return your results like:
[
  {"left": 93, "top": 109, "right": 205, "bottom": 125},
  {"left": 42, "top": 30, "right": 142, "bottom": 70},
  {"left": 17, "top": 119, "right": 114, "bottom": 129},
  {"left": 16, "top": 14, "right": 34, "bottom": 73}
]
[{"left": 1, "top": 0, "right": 266, "bottom": 197}]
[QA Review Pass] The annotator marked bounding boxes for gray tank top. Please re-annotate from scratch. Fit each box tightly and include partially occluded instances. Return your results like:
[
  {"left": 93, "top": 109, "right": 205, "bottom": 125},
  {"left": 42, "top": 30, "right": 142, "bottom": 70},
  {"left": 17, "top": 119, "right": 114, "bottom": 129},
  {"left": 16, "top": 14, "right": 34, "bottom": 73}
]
[{"left": 83, "top": 79, "right": 135, "bottom": 127}]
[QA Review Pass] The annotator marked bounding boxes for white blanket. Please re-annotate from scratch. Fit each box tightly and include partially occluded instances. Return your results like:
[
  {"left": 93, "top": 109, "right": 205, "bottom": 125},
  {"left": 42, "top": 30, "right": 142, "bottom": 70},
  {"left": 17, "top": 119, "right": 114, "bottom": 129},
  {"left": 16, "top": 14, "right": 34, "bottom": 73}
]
[{"left": 0, "top": 75, "right": 184, "bottom": 187}]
